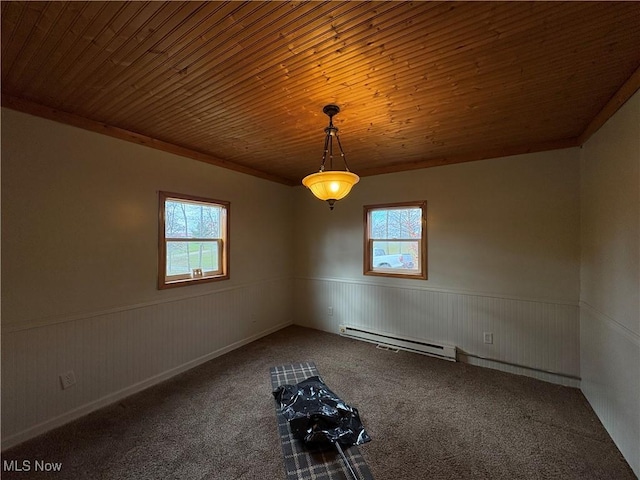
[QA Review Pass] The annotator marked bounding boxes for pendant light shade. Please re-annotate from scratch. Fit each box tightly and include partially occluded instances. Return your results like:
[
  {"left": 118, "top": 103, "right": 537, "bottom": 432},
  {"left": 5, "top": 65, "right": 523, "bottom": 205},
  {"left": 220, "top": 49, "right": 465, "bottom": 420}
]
[
  {"left": 302, "top": 170, "right": 359, "bottom": 201},
  {"left": 302, "top": 105, "right": 359, "bottom": 210}
]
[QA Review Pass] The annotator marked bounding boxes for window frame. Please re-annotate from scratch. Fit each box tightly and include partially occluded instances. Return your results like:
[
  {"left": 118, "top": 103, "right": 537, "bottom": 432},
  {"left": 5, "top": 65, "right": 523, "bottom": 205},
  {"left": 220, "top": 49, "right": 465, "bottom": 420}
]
[
  {"left": 158, "top": 191, "right": 230, "bottom": 289},
  {"left": 363, "top": 201, "right": 427, "bottom": 280}
]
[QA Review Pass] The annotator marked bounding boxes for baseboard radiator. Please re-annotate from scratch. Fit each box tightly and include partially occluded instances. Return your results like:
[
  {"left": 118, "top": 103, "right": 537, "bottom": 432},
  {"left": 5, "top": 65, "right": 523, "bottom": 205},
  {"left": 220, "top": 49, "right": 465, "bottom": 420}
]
[{"left": 339, "top": 325, "right": 457, "bottom": 362}]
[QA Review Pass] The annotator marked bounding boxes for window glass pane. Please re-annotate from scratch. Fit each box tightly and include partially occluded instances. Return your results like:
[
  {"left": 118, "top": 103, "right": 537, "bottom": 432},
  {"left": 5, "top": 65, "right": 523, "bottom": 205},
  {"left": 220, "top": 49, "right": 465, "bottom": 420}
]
[
  {"left": 166, "top": 241, "right": 219, "bottom": 276},
  {"left": 165, "top": 200, "right": 221, "bottom": 239},
  {"left": 364, "top": 202, "right": 426, "bottom": 279},
  {"left": 370, "top": 208, "right": 422, "bottom": 239},
  {"left": 371, "top": 240, "right": 420, "bottom": 271}
]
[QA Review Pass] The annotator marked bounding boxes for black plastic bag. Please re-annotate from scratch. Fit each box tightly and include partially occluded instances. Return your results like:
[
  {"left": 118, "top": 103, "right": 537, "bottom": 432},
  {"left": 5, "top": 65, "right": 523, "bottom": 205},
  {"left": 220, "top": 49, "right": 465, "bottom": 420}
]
[{"left": 273, "top": 375, "right": 371, "bottom": 448}]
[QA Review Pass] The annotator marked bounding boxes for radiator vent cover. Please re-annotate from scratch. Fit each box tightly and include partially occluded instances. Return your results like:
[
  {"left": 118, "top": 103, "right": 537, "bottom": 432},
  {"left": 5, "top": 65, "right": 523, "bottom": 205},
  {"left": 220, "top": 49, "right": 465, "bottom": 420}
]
[{"left": 339, "top": 325, "right": 457, "bottom": 362}]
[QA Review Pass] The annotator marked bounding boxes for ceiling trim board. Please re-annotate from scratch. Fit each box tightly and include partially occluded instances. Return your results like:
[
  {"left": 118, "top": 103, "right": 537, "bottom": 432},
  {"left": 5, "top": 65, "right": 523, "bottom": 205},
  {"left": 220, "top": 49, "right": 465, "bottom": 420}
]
[
  {"left": 577, "top": 66, "right": 640, "bottom": 145},
  {"left": 1, "top": 94, "right": 295, "bottom": 186},
  {"left": 356, "top": 137, "right": 579, "bottom": 178},
  {"left": 3, "top": 60, "right": 637, "bottom": 186}
]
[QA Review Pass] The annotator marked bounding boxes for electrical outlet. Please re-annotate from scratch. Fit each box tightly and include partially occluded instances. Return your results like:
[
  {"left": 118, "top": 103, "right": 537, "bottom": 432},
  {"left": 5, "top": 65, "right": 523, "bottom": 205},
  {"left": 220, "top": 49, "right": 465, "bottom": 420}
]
[
  {"left": 328, "top": 306, "right": 333, "bottom": 316},
  {"left": 59, "top": 370, "right": 76, "bottom": 390},
  {"left": 483, "top": 332, "right": 494, "bottom": 345}
]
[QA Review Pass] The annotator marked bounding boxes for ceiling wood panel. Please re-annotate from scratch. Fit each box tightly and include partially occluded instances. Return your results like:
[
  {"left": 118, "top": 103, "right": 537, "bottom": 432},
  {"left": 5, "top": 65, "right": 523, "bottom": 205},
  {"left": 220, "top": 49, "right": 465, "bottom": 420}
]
[
  {"left": 83, "top": 2, "right": 243, "bottom": 113},
  {"left": 110, "top": 2, "right": 381, "bottom": 127},
  {"left": 2, "top": 1, "right": 639, "bottom": 184},
  {"left": 110, "top": 3, "right": 330, "bottom": 124},
  {"left": 52, "top": 2, "right": 183, "bottom": 106}
]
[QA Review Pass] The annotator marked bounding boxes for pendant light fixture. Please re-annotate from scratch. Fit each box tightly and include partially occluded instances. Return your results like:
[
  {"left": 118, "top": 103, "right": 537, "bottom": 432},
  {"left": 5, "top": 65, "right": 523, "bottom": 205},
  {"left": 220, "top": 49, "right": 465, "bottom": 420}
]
[{"left": 302, "top": 104, "right": 359, "bottom": 210}]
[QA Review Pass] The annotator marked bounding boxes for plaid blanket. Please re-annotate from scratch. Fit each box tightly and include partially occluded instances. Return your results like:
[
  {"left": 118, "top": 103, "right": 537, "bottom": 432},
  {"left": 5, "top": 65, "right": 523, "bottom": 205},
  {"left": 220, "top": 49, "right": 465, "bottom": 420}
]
[{"left": 270, "top": 362, "right": 374, "bottom": 480}]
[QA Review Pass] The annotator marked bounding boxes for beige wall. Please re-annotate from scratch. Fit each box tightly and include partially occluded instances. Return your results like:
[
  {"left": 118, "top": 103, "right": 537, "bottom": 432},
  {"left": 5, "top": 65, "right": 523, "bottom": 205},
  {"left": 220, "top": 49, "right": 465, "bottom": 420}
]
[
  {"left": 580, "top": 90, "right": 640, "bottom": 477},
  {"left": 580, "top": 92, "right": 640, "bottom": 336},
  {"left": 295, "top": 148, "right": 581, "bottom": 302},
  {"left": 1, "top": 108, "right": 294, "bottom": 447},
  {"left": 293, "top": 148, "right": 582, "bottom": 386},
  {"left": 2, "top": 108, "right": 293, "bottom": 328}
]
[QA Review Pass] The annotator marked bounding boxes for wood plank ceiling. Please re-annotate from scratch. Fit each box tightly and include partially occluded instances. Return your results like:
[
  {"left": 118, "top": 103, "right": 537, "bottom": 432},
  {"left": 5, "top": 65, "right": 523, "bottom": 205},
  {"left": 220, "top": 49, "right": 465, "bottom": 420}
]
[{"left": 2, "top": 1, "right": 640, "bottom": 185}]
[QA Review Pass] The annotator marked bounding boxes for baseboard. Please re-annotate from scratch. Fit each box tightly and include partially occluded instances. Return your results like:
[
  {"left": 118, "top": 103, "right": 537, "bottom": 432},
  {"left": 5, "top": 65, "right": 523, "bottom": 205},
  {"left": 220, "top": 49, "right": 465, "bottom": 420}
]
[
  {"left": 458, "top": 352, "right": 581, "bottom": 388},
  {"left": 302, "top": 323, "right": 581, "bottom": 388},
  {"left": 1, "top": 320, "right": 292, "bottom": 451}
]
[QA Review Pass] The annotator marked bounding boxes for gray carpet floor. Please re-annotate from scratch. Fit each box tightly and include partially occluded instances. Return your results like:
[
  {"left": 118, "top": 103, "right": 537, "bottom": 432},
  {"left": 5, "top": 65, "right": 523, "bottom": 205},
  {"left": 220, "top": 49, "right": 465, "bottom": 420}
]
[{"left": 1, "top": 325, "right": 635, "bottom": 479}]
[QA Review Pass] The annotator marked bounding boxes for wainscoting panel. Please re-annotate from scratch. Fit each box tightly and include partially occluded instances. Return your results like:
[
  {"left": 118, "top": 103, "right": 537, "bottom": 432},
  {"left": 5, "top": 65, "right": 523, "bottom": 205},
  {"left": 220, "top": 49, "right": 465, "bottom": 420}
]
[
  {"left": 1, "top": 278, "right": 293, "bottom": 450},
  {"left": 294, "top": 277, "right": 580, "bottom": 386},
  {"left": 580, "top": 303, "right": 640, "bottom": 477}
]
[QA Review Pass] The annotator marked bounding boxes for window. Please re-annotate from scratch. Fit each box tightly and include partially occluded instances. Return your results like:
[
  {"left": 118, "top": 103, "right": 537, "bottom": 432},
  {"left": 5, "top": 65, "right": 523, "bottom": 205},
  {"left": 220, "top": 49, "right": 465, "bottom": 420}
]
[
  {"left": 158, "top": 191, "right": 229, "bottom": 289},
  {"left": 364, "top": 201, "right": 427, "bottom": 279}
]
